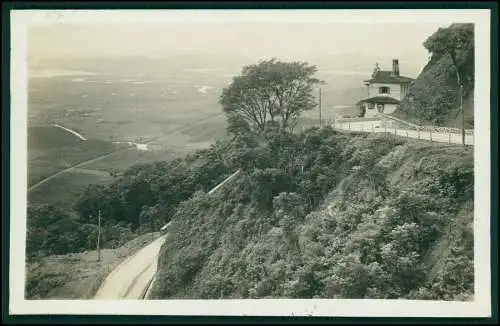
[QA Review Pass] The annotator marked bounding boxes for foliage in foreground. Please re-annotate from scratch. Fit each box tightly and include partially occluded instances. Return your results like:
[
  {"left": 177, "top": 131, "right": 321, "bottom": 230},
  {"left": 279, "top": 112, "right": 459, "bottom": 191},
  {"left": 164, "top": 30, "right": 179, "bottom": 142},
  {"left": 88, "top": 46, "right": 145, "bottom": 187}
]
[{"left": 149, "top": 127, "right": 474, "bottom": 300}]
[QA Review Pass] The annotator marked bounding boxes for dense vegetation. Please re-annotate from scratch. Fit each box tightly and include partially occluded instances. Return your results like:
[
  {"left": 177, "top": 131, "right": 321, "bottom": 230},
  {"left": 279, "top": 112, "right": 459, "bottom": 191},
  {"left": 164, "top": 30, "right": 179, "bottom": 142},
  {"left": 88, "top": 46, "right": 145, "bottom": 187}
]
[
  {"left": 26, "top": 139, "right": 234, "bottom": 260},
  {"left": 147, "top": 127, "right": 473, "bottom": 300},
  {"left": 395, "top": 23, "right": 474, "bottom": 128}
]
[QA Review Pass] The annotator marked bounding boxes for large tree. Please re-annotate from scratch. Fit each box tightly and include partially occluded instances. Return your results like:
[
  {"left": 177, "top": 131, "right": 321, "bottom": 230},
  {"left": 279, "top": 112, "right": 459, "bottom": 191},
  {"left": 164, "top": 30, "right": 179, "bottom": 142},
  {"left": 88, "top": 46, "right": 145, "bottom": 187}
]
[
  {"left": 423, "top": 23, "right": 474, "bottom": 143},
  {"left": 423, "top": 23, "right": 474, "bottom": 90},
  {"left": 220, "top": 58, "right": 322, "bottom": 133}
]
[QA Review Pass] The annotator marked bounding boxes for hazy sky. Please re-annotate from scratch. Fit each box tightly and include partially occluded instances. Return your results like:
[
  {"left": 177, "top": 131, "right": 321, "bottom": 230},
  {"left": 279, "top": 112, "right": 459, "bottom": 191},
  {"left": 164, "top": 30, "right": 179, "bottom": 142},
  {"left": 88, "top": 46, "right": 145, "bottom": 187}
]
[{"left": 29, "top": 22, "right": 445, "bottom": 63}]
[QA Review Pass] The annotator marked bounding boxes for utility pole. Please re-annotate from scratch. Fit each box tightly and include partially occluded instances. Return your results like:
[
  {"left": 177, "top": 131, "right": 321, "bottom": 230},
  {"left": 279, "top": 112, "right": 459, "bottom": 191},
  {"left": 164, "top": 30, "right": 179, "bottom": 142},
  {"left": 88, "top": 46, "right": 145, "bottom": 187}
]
[
  {"left": 151, "top": 218, "right": 154, "bottom": 242},
  {"left": 97, "top": 209, "right": 101, "bottom": 262},
  {"left": 460, "top": 84, "right": 465, "bottom": 146},
  {"left": 318, "top": 87, "right": 322, "bottom": 127}
]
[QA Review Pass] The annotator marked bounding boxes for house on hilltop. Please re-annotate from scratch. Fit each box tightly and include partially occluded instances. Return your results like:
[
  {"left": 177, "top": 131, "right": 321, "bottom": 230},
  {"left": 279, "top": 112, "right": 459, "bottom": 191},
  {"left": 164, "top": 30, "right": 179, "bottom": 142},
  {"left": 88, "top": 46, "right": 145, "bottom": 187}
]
[{"left": 357, "top": 59, "right": 414, "bottom": 118}]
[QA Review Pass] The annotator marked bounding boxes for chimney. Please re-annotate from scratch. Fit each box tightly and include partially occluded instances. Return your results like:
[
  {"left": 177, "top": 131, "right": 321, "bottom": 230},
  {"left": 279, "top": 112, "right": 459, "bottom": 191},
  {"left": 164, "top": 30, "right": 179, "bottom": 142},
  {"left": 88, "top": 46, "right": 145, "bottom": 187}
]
[{"left": 392, "top": 59, "right": 400, "bottom": 76}]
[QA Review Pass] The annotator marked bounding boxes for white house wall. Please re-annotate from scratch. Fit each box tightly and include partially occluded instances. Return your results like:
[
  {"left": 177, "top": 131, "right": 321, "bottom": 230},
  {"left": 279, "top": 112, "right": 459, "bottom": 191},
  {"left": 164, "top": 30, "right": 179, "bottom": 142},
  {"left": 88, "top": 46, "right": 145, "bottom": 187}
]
[
  {"left": 400, "top": 84, "right": 410, "bottom": 98},
  {"left": 363, "top": 103, "right": 398, "bottom": 118},
  {"left": 383, "top": 103, "right": 398, "bottom": 114},
  {"left": 368, "top": 82, "right": 402, "bottom": 101},
  {"left": 364, "top": 106, "right": 379, "bottom": 118}
]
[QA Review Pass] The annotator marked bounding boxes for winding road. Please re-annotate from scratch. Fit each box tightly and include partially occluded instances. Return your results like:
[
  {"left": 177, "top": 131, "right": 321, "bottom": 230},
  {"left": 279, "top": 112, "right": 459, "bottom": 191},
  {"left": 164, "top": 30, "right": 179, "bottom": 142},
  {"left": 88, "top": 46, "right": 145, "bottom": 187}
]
[
  {"left": 92, "top": 170, "right": 240, "bottom": 300},
  {"left": 93, "top": 235, "right": 166, "bottom": 300}
]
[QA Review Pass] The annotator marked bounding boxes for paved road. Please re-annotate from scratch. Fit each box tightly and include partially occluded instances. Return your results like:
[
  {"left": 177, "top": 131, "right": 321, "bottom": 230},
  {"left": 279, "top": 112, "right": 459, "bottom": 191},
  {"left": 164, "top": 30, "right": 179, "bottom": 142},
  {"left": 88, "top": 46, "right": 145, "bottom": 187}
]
[
  {"left": 333, "top": 120, "right": 474, "bottom": 146},
  {"left": 93, "top": 236, "right": 166, "bottom": 300},
  {"left": 92, "top": 169, "right": 241, "bottom": 300}
]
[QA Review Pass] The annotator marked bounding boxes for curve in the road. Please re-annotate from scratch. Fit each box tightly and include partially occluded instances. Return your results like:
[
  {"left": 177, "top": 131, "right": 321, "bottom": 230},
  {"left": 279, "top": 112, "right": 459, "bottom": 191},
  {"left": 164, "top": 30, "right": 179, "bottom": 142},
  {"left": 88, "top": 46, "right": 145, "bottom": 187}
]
[
  {"left": 94, "top": 170, "right": 243, "bottom": 300},
  {"left": 93, "top": 235, "right": 166, "bottom": 300},
  {"left": 122, "top": 261, "right": 154, "bottom": 298}
]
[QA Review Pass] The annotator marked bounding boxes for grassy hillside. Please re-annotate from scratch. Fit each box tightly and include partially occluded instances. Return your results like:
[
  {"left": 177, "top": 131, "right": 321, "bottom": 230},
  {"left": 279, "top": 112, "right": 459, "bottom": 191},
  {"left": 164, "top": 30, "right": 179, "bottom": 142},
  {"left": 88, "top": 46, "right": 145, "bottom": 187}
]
[
  {"left": 29, "top": 125, "right": 85, "bottom": 149},
  {"left": 28, "top": 171, "right": 114, "bottom": 210},
  {"left": 148, "top": 127, "right": 473, "bottom": 300},
  {"left": 28, "top": 125, "right": 118, "bottom": 186}
]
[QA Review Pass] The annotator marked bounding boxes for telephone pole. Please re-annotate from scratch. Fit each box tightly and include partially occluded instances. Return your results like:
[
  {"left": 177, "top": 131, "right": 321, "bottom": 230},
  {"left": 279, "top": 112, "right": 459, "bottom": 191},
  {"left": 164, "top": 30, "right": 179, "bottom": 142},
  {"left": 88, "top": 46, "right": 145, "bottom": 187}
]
[
  {"left": 460, "top": 84, "right": 465, "bottom": 146},
  {"left": 97, "top": 209, "right": 102, "bottom": 262},
  {"left": 318, "top": 87, "right": 322, "bottom": 127}
]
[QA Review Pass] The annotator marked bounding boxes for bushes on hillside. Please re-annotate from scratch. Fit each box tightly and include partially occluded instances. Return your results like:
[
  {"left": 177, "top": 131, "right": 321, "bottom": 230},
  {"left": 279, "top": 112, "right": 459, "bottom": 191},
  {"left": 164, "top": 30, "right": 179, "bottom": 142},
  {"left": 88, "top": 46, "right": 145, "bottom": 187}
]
[
  {"left": 150, "top": 127, "right": 474, "bottom": 301},
  {"left": 26, "top": 204, "right": 138, "bottom": 259}
]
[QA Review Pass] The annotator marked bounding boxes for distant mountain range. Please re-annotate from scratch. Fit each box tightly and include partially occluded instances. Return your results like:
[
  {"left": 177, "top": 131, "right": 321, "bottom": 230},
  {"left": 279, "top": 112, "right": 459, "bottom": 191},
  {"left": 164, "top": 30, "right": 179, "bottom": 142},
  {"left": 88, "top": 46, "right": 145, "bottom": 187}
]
[
  {"left": 29, "top": 51, "right": 426, "bottom": 78},
  {"left": 28, "top": 53, "right": 251, "bottom": 77}
]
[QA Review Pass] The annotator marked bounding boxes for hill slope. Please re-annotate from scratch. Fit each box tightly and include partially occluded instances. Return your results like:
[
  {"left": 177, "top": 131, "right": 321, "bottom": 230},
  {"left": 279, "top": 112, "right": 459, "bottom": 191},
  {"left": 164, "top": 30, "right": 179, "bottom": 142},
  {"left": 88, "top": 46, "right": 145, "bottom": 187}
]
[
  {"left": 148, "top": 128, "right": 474, "bottom": 300},
  {"left": 394, "top": 55, "right": 474, "bottom": 128},
  {"left": 394, "top": 24, "right": 474, "bottom": 128},
  {"left": 28, "top": 125, "right": 118, "bottom": 186}
]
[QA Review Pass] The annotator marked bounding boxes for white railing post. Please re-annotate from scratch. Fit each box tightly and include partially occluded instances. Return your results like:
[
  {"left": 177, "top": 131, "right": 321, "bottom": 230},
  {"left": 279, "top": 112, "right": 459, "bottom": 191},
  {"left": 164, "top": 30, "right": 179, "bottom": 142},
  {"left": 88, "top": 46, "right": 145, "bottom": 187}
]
[
  {"left": 372, "top": 124, "right": 375, "bottom": 132},
  {"left": 430, "top": 130, "right": 433, "bottom": 142}
]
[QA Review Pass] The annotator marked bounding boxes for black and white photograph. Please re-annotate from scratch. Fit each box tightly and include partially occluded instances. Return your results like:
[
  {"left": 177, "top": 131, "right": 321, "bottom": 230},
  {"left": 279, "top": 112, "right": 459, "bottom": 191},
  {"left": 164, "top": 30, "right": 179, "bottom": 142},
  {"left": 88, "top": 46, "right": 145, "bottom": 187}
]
[{"left": 8, "top": 7, "right": 493, "bottom": 318}]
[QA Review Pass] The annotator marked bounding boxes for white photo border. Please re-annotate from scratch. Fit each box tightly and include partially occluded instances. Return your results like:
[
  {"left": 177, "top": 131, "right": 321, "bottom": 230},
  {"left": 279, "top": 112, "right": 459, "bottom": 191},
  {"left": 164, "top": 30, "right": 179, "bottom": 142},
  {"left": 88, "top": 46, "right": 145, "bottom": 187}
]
[{"left": 9, "top": 9, "right": 492, "bottom": 317}]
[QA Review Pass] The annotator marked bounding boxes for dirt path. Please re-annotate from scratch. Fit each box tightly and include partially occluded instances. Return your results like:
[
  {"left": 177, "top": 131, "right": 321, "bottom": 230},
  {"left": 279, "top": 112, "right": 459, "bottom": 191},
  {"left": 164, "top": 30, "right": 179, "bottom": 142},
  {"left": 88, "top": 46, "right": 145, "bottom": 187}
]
[{"left": 68, "top": 168, "right": 111, "bottom": 177}]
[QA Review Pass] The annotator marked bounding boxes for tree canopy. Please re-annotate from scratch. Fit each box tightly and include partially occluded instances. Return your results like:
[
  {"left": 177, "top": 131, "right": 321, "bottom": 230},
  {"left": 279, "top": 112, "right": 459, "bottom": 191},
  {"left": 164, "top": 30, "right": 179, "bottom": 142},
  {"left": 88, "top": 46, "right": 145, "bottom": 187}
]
[
  {"left": 395, "top": 23, "right": 475, "bottom": 127},
  {"left": 220, "top": 58, "right": 322, "bottom": 133},
  {"left": 423, "top": 23, "right": 474, "bottom": 88}
]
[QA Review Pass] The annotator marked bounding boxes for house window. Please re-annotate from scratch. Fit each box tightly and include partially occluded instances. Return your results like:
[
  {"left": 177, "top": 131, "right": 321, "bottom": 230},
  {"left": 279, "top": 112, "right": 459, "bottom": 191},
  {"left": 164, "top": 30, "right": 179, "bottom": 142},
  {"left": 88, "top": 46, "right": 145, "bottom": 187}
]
[
  {"left": 379, "top": 86, "right": 390, "bottom": 94},
  {"left": 367, "top": 103, "right": 375, "bottom": 110},
  {"left": 377, "top": 104, "right": 385, "bottom": 112}
]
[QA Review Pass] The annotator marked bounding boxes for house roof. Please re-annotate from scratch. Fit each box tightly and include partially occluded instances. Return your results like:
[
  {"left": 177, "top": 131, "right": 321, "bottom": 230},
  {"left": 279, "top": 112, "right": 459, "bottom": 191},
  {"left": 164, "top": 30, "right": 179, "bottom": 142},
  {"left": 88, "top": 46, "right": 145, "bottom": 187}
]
[
  {"left": 363, "top": 70, "right": 414, "bottom": 84},
  {"left": 358, "top": 96, "right": 401, "bottom": 105}
]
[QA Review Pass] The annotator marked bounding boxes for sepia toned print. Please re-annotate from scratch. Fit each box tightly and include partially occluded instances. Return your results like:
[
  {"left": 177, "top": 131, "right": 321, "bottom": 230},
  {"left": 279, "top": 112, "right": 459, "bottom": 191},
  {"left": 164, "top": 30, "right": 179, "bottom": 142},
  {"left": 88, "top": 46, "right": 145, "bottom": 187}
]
[{"left": 10, "top": 9, "right": 492, "bottom": 317}]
